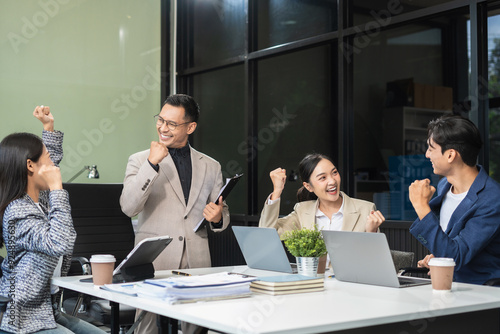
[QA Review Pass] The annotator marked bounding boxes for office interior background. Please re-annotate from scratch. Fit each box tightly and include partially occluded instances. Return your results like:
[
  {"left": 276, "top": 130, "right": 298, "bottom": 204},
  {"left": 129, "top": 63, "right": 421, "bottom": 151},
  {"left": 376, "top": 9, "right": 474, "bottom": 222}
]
[{"left": 2, "top": 0, "right": 500, "bottom": 261}]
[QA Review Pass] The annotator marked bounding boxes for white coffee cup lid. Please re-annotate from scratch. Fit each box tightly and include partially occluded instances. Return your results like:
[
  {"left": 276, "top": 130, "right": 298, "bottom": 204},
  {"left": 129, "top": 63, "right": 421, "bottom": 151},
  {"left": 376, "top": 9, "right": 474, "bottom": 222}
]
[
  {"left": 428, "top": 257, "right": 455, "bottom": 267},
  {"left": 90, "top": 254, "right": 116, "bottom": 263}
]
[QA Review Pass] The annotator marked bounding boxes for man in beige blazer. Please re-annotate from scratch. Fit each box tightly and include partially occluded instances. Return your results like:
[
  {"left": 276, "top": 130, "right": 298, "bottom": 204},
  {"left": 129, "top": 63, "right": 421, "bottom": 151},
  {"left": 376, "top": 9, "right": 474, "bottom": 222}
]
[{"left": 120, "top": 94, "right": 229, "bottom": 334}]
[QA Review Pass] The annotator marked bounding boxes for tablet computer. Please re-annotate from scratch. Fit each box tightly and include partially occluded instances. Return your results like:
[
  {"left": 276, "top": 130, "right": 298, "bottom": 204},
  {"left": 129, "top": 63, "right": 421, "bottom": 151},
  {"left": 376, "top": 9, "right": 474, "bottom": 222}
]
[{"left": 113, "top": 235, "right": 173, "bottom": 276}]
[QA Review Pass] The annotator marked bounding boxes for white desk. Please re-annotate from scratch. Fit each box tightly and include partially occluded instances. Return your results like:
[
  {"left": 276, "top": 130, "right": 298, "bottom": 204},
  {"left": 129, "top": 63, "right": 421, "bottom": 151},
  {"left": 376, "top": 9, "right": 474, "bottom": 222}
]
[{"left": 53, "top": 266, "right": 500, "bottom": 334}]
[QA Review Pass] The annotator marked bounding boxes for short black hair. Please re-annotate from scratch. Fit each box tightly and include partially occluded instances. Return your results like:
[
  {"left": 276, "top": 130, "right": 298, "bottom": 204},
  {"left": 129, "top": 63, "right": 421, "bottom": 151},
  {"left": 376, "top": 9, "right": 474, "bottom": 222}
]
[
  {"left": 162, "top": 94, "right": 200, "bottom": 123},
  {"left": 427, "top": 115, "right": 482, "bottom": 167}
]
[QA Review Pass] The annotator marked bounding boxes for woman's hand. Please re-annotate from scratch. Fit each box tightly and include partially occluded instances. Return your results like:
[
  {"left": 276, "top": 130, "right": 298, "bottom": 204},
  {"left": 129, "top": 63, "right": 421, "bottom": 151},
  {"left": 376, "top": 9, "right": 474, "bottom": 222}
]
[
  {"left": 365, "top": 210, "right": 385, "bottom": 232},
  {"left": 33, "top": 105, "right": 54, "bottom": 132},
  {"left": 269, "top": 168, "right": 287, "bottom": 200},
  {"left": 38, "top": 165, "right": 63, "bottom": 191}
]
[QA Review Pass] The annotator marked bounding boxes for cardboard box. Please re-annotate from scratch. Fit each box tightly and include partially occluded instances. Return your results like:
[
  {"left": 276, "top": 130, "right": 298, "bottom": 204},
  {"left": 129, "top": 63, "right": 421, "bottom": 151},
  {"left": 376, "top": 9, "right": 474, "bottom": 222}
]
[
  {"left": 433, "top": 86, "right": 453, "bottom": 111},
  {"left": 414, "top": 83, "right": 434, "bottom": 109}
]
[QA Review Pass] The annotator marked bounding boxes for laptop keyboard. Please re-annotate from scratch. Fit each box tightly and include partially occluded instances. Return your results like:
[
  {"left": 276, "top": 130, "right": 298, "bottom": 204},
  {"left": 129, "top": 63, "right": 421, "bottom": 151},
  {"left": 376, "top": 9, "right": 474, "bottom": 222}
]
[{"left": 398, "top": 276, "right": 430, "bottom": 287}]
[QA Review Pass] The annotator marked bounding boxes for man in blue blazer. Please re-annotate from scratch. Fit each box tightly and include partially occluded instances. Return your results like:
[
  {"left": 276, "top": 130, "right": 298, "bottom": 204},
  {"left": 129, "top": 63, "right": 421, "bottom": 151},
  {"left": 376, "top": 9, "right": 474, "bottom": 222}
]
[{"left": 409, "top": 115, "right": 500, "bottom": 285}]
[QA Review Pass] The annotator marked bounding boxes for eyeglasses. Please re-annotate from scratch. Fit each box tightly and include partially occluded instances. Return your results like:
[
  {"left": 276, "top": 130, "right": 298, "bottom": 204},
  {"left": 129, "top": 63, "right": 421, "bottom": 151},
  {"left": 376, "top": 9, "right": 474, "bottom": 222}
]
[{"left": 154, "top": 115, "right": 191, "bottom": 131}]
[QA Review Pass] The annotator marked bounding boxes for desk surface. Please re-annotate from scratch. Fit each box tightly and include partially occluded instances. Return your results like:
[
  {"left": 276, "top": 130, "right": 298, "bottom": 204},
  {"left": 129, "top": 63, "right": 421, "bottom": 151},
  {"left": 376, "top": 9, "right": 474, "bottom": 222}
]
[{"left": 53, "top": 266, "right": 500, "bottom": 334}]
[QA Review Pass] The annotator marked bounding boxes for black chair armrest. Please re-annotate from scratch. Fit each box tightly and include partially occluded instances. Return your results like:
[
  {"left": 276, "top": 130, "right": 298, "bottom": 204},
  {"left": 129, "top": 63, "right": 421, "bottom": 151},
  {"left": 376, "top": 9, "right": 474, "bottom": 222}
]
[
  {"left": 69, "top": 256, "right": 91, "bottom": 276},
  {"left": 399, "top": 267, "right": 429, "bottom": 276},
  {"left": 0, "top": 296, "right": 12, "bottom": 313},
  {"left": 483, "top": 278, "right": 500, "bottom": 286}
]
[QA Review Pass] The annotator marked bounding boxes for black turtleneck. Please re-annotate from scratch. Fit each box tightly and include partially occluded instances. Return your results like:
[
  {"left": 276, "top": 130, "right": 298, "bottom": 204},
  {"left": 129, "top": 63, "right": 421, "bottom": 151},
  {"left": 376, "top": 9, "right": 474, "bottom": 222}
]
[{"left": 168, "top": 144, "right": 192, "bottom": 204}]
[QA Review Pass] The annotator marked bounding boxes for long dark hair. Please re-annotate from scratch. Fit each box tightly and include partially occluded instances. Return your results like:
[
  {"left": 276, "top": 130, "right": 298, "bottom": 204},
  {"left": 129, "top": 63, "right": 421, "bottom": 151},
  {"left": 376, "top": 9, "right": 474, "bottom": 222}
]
[
  {"left": 296, "top": 153, "right": 334, "bottom": 202},
  {"left": 0, "top": 133, "right": 44, "bottom": 247}
]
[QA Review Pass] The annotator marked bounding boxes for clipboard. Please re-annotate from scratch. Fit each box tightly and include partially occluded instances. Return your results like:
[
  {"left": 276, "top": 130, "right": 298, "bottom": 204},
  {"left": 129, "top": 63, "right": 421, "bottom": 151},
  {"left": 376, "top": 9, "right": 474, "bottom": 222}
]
[{"left": 194, "top": 173, "right": 243, "bottom": 232}]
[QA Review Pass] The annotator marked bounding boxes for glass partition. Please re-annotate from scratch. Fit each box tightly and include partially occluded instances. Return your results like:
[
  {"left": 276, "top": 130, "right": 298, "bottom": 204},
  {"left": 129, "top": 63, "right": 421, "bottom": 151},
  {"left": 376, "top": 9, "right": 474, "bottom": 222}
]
[{"left": 353, "top": 11, "right": 469, "bottom": 220}]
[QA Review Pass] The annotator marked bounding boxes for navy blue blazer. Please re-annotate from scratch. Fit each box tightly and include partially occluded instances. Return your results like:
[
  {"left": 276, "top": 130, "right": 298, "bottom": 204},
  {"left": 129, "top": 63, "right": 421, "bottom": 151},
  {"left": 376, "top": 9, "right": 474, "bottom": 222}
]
[{"left": 410, "top": 166, "right": 500, "bottom": 284}]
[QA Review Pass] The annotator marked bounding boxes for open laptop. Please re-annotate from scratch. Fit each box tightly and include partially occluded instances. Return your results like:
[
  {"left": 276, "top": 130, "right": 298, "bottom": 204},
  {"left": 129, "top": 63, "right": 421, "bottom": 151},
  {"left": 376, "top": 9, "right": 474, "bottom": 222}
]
[
  {"left": 322, "top": 230, "right": 430, "bottom": 288},
  {"left": 232, "top": 226, "right": 297, "bottom": 273}
]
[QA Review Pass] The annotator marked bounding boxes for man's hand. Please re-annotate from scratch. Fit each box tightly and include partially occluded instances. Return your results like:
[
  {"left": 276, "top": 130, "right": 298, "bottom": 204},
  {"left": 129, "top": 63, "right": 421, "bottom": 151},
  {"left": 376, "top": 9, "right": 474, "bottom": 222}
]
[
  {"left": 33, "top": 105, "right": 54, "bottom": 132},
  {"left": 203, "top": 196, "right": 224, "bottom": 223},
  {"left": 365, "top": 210, "right": 385, "bottom": 232},
  {"left": 148, "top": 141, "right": 169, "bottom": 166},
  {"left": 269, "top": 168, "right": 287, "bottom": 200},
  {"left": 417, "top": 254, "right": 435, "bottom": 269},
  {"left": 409, "top": 179, "right": 435, "bottom": 220}
]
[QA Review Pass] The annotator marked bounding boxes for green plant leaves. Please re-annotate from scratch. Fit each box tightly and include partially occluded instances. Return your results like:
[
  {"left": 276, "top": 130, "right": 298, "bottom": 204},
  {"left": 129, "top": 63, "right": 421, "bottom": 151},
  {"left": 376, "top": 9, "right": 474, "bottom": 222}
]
[{"left": 282, "top": 227, "right": 327, "bottom": 258}]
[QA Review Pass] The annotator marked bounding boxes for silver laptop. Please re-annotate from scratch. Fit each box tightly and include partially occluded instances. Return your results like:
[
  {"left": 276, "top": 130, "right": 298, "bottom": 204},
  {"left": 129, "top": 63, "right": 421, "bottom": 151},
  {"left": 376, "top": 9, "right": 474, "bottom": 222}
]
[
  {"left": 232, "top": 226, "right": 297, "bottom": 273},
  {"left": 322, "top": 230, "right": 430, "bottom": 288}
]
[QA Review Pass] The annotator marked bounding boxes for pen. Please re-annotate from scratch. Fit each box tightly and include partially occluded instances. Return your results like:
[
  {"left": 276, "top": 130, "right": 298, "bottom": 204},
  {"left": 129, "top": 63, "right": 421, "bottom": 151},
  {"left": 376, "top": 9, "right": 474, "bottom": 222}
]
[{"left": 172, "top": 270, "right": 191, "bottom": 276}]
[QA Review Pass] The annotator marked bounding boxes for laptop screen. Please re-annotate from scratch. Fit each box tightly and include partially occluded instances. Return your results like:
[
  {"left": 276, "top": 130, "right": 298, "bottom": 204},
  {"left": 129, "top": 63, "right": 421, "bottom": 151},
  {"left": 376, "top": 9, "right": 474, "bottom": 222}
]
[{"left": 232, "top": 226, "right": 294, "bottom": 273}]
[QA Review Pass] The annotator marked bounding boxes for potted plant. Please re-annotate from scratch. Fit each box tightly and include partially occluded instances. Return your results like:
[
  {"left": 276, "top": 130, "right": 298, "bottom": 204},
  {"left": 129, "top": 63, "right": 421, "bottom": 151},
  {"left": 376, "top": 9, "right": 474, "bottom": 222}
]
[{"left": 282, "top": 227, "right": 328, "bottom": 276}]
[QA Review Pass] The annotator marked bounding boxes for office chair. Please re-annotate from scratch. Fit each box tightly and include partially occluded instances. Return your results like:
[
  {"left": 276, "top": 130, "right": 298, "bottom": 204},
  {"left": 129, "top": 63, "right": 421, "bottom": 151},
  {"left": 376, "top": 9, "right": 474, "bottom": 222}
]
[
  {"left": 390, "top": 250, "right": 415, "bottom": 272},
  {"left": 61, "top": 183, "right": 136, "bottom": 331}
]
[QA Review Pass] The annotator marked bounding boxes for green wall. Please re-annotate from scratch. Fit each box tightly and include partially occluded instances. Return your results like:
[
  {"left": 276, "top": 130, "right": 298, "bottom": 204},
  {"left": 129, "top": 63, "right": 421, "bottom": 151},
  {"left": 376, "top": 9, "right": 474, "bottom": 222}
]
[{"left": 0, "top": 0, "right": 161, "bottom": 184}]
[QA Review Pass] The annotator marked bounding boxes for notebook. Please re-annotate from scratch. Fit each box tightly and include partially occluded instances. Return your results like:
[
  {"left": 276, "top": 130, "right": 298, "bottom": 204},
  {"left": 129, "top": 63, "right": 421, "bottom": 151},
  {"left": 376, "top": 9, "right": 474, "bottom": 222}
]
[
  {"left": 321, "top": 230, "right": 431, "bottom": 288},
  {"left": 232, "top": 226, "right": 297, "bottom": 273}
]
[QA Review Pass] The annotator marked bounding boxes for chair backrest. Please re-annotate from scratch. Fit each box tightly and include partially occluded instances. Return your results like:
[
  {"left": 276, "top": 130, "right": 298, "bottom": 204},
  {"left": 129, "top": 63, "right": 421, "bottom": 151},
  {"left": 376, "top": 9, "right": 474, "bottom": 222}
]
[
  {"left": 63, "top": 183, "right": 135, "bottom": 265},
  {"left": 390, "top": 250, "right": 415, "bottom": 272}
]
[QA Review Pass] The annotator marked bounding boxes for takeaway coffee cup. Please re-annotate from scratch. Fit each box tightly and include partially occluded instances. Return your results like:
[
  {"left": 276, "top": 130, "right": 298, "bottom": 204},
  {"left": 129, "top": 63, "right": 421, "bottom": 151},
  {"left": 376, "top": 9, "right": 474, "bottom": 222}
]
[
  {"left": 90, "top": 254, "right": 116, "bottom": 286},
  {"left": 428, "top": 257, "right": 455, "bottom": 291}
]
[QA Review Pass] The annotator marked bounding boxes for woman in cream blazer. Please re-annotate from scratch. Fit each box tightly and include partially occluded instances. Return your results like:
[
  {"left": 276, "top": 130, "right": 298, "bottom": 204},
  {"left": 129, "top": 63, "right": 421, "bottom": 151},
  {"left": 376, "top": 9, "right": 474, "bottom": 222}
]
[{"left": 259, "top": 153, "right": 385, "bottom": 235}]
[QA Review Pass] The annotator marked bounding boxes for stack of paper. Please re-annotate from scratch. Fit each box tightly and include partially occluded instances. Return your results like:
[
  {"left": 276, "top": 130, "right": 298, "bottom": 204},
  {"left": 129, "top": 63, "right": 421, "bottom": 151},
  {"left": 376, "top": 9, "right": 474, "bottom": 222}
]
[
  {"left": 103, "top": 272, "right": 257, "bottom": 304},
  {"left": 250, "top": 275, "right": 324, "bottom": 295}
]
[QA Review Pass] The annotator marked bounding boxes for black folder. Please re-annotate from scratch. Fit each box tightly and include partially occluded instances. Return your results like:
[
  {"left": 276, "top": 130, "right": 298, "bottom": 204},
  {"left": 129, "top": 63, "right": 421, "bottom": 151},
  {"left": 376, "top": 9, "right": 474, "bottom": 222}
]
[{"left": 194, "top": 173, "right": 243, "bottom": 232}]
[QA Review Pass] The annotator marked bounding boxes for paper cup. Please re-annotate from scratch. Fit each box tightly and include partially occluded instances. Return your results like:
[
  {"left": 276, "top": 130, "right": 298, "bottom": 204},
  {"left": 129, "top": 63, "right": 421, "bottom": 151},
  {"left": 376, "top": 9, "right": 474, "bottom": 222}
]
[
  {"left": 90, "top": 254, "right": 116, "bottom": 286},
  {"left": 428, "top": 257, "right": 455, "bottom": 291}
]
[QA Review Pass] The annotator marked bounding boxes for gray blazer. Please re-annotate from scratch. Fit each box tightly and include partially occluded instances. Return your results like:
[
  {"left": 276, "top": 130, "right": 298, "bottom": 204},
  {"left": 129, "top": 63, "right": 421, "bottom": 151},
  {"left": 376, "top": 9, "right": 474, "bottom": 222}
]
[
  {"left": 0, "top": 131, "right": 76, "bottom": 334},
  {"left": 120, "top": 146, "right": 230, "bottom": 270},
  {"left": 259, "top": 191, "right": 376, "bottom": 236}
]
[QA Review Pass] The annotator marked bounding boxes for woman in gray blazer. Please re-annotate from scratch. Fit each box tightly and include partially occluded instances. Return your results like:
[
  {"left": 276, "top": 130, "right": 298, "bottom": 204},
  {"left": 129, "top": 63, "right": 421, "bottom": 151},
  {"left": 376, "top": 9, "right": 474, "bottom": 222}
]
[
  {"left": 259, "top": 153, "right": 386, "bottom": 236},
  {"left": 0, "top": 107, "right": 105, "bottom": 334}
]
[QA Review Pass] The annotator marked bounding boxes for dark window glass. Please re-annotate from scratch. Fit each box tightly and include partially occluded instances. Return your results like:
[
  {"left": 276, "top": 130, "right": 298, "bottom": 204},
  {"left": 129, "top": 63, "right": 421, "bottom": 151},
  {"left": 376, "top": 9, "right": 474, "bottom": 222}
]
[
  {"left": 488, "top": 13, "right": 500, "bottom": 182},
  {"left": 257, "top": 45, "right": 334, "bottom": 214},
  {"left": 191, "top": 0, "right": 246, "bottom": 67},
  {"left": 489, "top": 14, "right": 500, "bottom": 98},
  {"left": 353, "top": 14, "right": 468, "bottom": 221},
  {"left": 257, "top": 0, "right": 337, "bottom": 50},
  {"left": 352, "top": 0, "right": 455, "bottom": 26},
  {"left": 192, "top": 65, "right": 246, "bottom": 213}
]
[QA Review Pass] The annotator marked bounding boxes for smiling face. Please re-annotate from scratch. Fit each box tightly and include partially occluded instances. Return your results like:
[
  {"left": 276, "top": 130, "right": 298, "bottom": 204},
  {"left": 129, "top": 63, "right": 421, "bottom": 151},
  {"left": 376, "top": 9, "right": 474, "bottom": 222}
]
[
  {"left": 303, "top": 158, "right": 342, "bottom": 206},
  {"left": 426, "top": 137, "right": 451, "bottom": 176},
  {"left": 157, "top": 103, "right": 197, "bottom": 148}
]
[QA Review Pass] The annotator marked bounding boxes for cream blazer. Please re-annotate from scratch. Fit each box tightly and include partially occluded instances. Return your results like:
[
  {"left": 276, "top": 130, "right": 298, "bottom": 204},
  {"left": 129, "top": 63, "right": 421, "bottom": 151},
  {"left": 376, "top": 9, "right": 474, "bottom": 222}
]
[
  {"left": 258, "top": 191, "right": 376, "bottom": 236},
  {"left": 120, "top": 146, "right": 230, "bottom": 270}
]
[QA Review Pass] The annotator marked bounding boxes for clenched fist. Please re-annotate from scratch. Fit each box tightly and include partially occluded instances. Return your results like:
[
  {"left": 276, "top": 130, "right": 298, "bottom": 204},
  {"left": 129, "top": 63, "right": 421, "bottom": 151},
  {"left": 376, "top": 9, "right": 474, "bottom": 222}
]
[
  {"left": 269, "top": 167, "right": 287, "bottom": 200},
  {"left": 148, "top": 141, "right": 169, "bottom": 166},
  {"left": 409, "top": 179, "right": 435, "bottom": 219}
]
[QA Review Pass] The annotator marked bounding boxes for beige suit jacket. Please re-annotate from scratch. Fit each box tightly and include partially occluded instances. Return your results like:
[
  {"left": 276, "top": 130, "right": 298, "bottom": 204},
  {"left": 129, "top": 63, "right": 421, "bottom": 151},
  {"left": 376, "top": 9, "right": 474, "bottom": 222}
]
[
  {"left": 120, "top": 146, "right": 230, "bottom": 270},
  {"left": 258, "top": 191, "right": 376, "bottom": 236}
]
